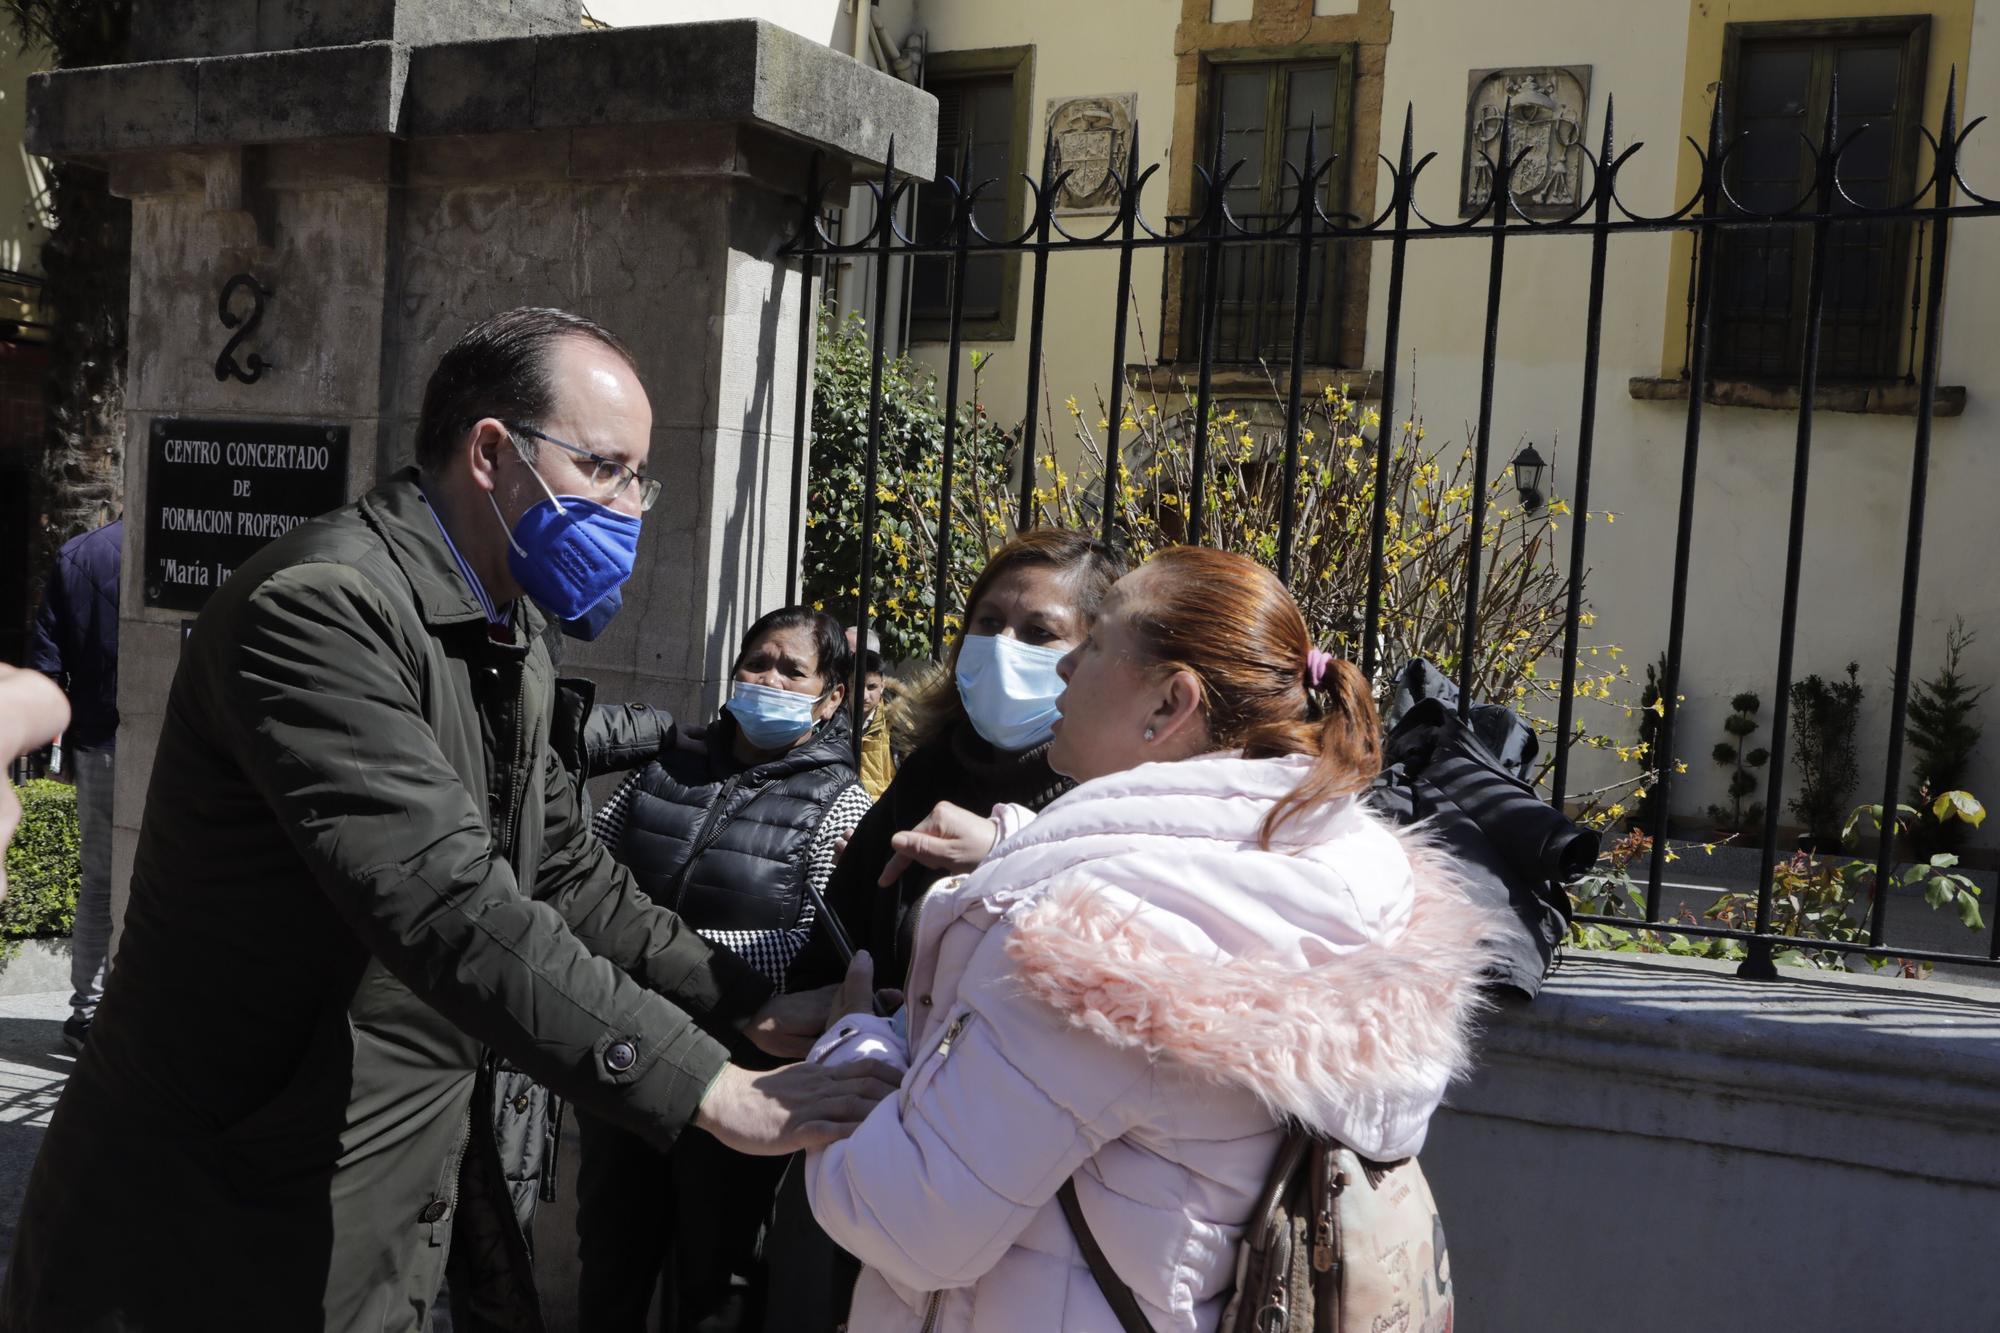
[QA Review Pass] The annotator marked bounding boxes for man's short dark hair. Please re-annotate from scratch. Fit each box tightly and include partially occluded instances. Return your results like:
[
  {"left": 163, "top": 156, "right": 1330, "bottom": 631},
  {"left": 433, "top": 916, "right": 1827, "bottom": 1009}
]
[{"left": 415, "top": 307, "right": 637, "bottom": 471}]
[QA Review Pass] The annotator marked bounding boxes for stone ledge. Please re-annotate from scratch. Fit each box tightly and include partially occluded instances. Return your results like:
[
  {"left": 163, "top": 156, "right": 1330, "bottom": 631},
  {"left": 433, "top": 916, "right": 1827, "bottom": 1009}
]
[
  {"left": 29, "top": 42, "right": 406, "bottom": 157},
  {"left": 130, "top": 0, "right": 578, "bottom": 64},
  {"left": 1124, "top": 362, "right": 1384, "bottom": 404},
  {"left": 1460, "top": 952, "right": 2000, "bottom": 1187},
  {"left": 406, "top": 20, "right": 931, "bottom": 175},
  {"left": 1627, "top": 374, "right": 1968, "bottom": 417},
  {"left": 29, "top": 19, "right": 934, "bottom": 177}
]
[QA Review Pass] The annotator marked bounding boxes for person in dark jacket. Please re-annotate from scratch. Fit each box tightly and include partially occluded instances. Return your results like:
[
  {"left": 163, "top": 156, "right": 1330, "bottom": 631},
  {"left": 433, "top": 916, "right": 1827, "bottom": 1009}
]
[
  {"left": 762, "top": 530, "right": 1123, "bottom": 1333},
  {"left": 575, "top": 605, "right": 871, "bottom": 1333},
  {"left": 27, "top": 516, "right": 121, "bottom": 1052},
  {"left": 0, "top": 308, "right": 894, "bottom": 1333}
]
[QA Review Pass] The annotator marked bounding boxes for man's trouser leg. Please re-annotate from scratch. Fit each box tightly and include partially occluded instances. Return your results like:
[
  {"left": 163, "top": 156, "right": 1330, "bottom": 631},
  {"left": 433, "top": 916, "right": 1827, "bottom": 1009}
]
[
  {"left": 68, "top": 744, "right": 115, "bottom": 1024},
  {"left": 575, "top": 1108, "right": 674, "bottom": 1332}
]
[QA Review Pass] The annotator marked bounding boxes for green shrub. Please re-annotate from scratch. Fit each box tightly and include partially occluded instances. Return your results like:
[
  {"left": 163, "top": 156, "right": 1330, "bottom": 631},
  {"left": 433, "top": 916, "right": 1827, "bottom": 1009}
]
[
  {"left": 1789, "top": 664, "right": 1864, "bottom": 845},
  {"left": 1908, "top": 618, "right": 1987, "bottom": 854},
  {"left": 802, "top": 313, "right": 1017, "bottom": 663},
  {"left": 4, "top": 779, "right": 79, "bottom": 939}
]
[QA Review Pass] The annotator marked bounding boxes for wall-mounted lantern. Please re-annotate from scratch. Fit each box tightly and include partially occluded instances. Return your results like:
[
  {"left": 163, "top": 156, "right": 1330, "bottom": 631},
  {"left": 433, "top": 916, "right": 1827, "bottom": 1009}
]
[{"left": 1512, "top": 442, "right": 1548, "bottom": 514}]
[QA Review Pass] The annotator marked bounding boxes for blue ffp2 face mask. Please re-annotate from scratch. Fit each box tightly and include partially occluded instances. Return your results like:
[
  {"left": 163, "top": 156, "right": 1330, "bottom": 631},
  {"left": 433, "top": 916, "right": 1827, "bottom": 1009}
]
[
  {"left": 489, "top": 437, "right": 642, "bottom": 624},
  {"left": 727, "top": 681, "right": 822, "bottom": 751},
  {"left": 955, "top": 633, "right": 1068, "bottom": 752}
]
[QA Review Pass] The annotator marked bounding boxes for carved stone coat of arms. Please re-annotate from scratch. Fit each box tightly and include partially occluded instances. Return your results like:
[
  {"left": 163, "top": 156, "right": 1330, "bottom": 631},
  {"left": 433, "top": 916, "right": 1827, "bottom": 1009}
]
[
  {"left": 1460, "top": 66, "right": 1592, "bottom": 219},
  {"left": 1046, "top": 94, "right": 1138, "bottom": 214}
]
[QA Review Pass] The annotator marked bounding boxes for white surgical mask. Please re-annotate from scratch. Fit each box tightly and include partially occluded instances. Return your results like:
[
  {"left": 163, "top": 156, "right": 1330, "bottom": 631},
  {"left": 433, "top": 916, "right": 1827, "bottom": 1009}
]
[{"left": 955, "top": 634, "right": 1067, "bottom": 752}]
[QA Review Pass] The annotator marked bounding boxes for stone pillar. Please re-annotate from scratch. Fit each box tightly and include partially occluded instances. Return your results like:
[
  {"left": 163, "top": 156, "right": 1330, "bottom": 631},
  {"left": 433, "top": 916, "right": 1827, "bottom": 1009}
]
[{"left": 26, "top": 9, "right": 934, "bottom": 953}]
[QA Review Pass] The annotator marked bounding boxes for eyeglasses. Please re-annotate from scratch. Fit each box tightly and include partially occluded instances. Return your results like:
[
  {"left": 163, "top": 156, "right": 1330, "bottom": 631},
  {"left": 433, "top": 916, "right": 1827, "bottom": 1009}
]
[{"left": 503, "top": 421, "right": 662, "bottom": 513}]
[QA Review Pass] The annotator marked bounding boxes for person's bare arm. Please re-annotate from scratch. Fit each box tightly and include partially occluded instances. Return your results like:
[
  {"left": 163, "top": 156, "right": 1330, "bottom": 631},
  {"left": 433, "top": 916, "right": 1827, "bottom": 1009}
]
[{"left": 0, "top": 666, "right": 71, "bottom": 902}]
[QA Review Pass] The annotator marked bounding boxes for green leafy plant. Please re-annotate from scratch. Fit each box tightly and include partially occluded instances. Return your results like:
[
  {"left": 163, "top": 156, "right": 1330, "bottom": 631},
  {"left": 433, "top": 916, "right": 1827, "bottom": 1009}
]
[
  {"left": 1567, "top": 829, "right": 1743, "bottom": 960},
  {"left": 2, "top": 779, "right": 80, "bottom": 943},
  {"left": 1706, "top": 789, "right": 1987, "bottom": 977},
  {"left": 1707, "top": 852, "right": 1874, "bottom": 972},
  {"left": 1840, "top": 791, "right": 1988, "bottom": 930},
  {"left": 801, "top": 314, "right": 1013, "bottom": 661},
  {"left": 1908, "top": 618, "right": 1986, "bottom": 855},
  {"left": 1573, "top": 791, "right": 1986, "bottom": 977},
  {"left": 1788, "top": 663, "right": 1864, "bottom": 848},
  {"left": 1706, "top": 691, "right": 1768, "bottom": 838},
  {"left": 1033, "top": 377, "right": 1650, "bottom": 815}
]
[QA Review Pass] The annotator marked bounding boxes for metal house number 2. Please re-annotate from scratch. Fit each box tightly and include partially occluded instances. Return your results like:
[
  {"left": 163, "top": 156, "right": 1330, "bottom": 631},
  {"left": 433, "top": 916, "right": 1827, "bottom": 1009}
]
[{"left": 215, "top": 273, "right": 275, "bottom": 385}]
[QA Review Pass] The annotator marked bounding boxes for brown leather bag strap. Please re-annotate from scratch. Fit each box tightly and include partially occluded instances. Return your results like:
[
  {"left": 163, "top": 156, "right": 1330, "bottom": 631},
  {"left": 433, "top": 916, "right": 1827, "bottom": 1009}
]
[
  {"left": 1058, "top": 1177, "right": 1155, "bottom": 1333},
  {"left": 1248, "top": 1128, "right": 1312, "bottom": 1251}
]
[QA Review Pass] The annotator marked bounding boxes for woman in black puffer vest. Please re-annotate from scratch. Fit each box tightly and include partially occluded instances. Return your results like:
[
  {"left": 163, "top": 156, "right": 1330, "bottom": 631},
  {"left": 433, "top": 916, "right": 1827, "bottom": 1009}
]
[{"left": 573, "top": 607, "right": 871, "bottom": 1333}]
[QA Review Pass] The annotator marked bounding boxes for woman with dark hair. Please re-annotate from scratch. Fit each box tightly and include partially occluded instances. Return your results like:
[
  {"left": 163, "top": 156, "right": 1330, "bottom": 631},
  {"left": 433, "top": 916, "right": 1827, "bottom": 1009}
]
[
  {"left": 813, "top": 528, "right": 1126, "bottom": 986},
  {"left": 762, "top": 530, "right": 1122, "bottom": 1333},
  {"left": 804, "top": 546, "right": 1498, "bottom": 1332},
  {"left": 574, "top": 605, "right": 871, "bottom": 1333}
]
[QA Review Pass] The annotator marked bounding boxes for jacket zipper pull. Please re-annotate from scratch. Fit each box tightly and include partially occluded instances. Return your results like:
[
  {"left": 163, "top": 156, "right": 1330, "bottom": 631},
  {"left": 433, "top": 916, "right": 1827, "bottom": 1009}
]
[
  {"left": 935, "top": 1013, "right": 968, "bottom": 1060},
  {"left": 901, "top": 1012, "right": 971, "bottom": 1116}
]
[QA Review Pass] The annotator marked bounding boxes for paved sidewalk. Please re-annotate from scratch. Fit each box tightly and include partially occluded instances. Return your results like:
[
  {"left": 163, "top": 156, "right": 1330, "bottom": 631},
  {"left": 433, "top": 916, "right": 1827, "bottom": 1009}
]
[{"left": 0, "top": 990, "right": 76, "bottom": 1285}]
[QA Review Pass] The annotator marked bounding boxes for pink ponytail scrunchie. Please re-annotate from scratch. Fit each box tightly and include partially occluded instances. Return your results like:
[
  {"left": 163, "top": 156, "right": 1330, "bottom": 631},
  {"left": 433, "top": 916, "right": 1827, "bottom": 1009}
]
[{"left": 1305, "top": 647, "right": 1334, "bottom": 689}]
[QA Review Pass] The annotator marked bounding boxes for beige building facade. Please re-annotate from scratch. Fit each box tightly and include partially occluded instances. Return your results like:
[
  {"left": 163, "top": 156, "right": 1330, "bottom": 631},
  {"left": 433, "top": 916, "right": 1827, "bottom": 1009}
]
[{"left": 603, "top": 0, "right": 2000, "bottom": 846}]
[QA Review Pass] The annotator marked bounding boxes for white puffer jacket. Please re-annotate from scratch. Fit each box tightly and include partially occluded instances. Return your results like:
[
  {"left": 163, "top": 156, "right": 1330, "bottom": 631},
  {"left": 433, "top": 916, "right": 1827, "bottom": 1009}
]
[{"left": 805, "top": 752, "right": 1496, "bottom": 1333}]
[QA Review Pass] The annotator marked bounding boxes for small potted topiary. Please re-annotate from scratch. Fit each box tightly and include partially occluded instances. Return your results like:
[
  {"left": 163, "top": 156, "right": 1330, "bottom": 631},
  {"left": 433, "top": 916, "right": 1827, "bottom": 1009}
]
[{"left": 1706, "top": 691, "right": 1769, "bottom": 845}]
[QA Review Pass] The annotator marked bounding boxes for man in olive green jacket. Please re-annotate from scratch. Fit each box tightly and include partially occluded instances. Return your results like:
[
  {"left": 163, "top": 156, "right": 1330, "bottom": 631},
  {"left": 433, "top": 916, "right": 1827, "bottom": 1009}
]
[{"left": 1, "top": 310, "right": 892, "bottom": 1333}]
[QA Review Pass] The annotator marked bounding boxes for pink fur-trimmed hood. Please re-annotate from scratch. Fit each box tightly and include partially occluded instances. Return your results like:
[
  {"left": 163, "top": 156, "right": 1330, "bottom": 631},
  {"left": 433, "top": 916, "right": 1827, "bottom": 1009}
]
[
  {"left": 977, "top": 753, "right": 1502, "bottom": 1156},
  {"left": 805, "top": 753, "right": 1505, "bottom": 1331}
]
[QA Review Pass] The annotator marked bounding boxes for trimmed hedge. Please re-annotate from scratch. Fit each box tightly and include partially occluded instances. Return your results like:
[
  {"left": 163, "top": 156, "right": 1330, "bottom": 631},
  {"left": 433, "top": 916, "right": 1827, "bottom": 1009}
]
[{"left": 4, "top": 779, "right": 78, "bottom": 939}]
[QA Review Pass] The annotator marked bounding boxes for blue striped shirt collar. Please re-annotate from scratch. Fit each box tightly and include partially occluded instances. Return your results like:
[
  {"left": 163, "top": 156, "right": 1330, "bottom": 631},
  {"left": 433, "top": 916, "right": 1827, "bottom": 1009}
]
[{"left": 420, "top": 490, "right": 509, "bottom": 627}]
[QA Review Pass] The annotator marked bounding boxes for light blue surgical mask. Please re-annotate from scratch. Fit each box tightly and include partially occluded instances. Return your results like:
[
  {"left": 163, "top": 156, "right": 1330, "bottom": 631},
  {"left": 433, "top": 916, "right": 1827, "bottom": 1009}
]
[
  {"left": 955, "top": 633, "right": 1068, "bottom": 752},
  {"left": 727, "top": 681, "right": 822, "bottom": 751}
]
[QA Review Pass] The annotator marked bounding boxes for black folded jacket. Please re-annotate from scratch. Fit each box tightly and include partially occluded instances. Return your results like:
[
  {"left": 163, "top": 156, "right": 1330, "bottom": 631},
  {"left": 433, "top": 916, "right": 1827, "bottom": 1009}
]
[{"left": 1368, "top": 695, "right": 1597, "bottom": 999}]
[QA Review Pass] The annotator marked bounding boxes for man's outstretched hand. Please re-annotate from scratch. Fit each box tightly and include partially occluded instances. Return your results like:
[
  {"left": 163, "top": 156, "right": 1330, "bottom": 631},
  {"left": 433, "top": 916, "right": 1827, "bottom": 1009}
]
[{"left": 692, "top": 1058, "right": 900, "bottom": 1155}]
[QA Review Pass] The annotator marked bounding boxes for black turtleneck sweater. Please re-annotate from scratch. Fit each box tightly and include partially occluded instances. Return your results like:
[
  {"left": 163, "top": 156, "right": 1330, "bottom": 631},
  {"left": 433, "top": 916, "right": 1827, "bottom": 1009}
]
[{"left": 812, "top": 715, "right": 1072, "bottom": 986}]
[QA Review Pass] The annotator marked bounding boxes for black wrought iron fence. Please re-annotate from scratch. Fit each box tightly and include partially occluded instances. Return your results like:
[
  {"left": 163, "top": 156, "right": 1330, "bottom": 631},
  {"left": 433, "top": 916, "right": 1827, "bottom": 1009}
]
[{"left": 780, "top": 75, "right": 2000, "bottom": 977}]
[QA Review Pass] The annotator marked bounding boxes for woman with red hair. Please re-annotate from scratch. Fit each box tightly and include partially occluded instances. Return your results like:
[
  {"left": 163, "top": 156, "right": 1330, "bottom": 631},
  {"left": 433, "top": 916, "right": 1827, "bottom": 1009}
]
[{"left": 805, "top": 546, "right": 1497, "bottom": 1333}]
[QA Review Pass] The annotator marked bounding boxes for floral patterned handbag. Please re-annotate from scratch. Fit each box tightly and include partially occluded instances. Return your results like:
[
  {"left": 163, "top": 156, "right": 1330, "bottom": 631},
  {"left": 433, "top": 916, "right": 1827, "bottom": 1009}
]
[{"left": 1063, "top": 1126, "right": 1454, "bottom": 1333}]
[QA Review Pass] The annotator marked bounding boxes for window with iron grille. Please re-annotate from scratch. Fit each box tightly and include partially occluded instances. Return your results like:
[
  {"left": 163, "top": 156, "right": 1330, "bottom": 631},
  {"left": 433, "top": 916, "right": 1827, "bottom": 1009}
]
[
  {"left": 1181, "top": 52, "right": 1355, "bottom": 367},
  {"left": 910, "top": 48, "right": 1032, "bottom": 342},
  {"left": 1712, "top": 18, "right": 1929, "bottom": 381}
]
